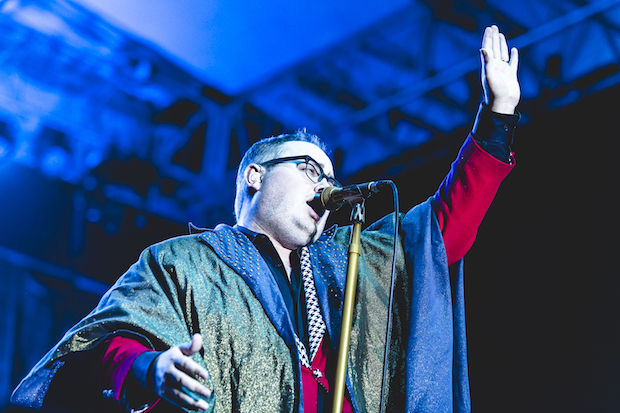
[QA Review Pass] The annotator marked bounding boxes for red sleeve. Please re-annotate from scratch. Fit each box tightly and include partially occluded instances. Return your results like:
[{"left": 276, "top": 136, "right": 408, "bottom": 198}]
[
  {"left": 100, "top": 335, "right": 154, "bottom": 403},
  {"left": 433, "top": 135, "right": 514, "bottom": 265}
]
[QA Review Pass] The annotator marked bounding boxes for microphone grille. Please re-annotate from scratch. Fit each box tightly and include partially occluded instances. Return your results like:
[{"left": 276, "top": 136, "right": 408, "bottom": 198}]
[{"left": 320, "top": 186, "right": 340, "bottom": 210}]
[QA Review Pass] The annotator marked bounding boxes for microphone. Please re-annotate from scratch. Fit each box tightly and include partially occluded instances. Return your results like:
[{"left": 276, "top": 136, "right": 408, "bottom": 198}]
[{"left": 319, "top": 180, "right": 391, "bottom": 211}]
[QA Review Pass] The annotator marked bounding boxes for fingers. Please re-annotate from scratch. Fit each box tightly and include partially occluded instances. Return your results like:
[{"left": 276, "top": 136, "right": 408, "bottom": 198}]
[
  {"left": 479, "top": 48, "right": 489, "bottom": 65},
  {"left": 481, "top": 25, "right": 513, "bottom": 64},
  {"left": 179, "top": 333, "right": 203, "bottom": 356},
  {"left": 153, "top": 338, "right": 213, "bottom": 411},
  {"left": 499, "top": 33, "right": 509, "bottom": 63},
  {"left": 167, "top": 388, "right": 208, "bottom": 411},
  {"left": 175, "top": 334, "right": 209, "bottom": 382},
  {"left": 479, "top": 24, "right": 521, "bottom": 113},
  {"left": 173, "top": 351, "right": 210, "bottom": 382},
  {"left": 492, "top": 26, "right": 501, "bottom": 59},
  {"left": 161, "top": 370, "right": 211, "bottom": 411},
  {"left": 509, "top": 47, "right": 519, "bottom": 73},
  {"left": 481, "top": 25, "right": 492, "bottom": 51}
]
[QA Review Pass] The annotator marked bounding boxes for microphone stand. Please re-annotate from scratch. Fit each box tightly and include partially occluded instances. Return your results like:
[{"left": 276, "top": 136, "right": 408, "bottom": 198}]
[{"left": 331, "top": 202, "right": 365, "bottom": 413}]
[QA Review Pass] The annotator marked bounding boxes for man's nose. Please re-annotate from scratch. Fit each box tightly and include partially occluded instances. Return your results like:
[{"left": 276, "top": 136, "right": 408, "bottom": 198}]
[{"left": 314, "top": 178, "right": 331, "bottom": 192}]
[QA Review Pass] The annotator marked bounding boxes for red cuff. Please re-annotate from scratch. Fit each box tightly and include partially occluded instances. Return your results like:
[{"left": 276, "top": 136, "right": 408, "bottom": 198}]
[
  {"left": 101, "top": 335, "right": 154, "bottom": 402},
  {"left": 434, "top": 135, "right": 514, "bottom": 265}
]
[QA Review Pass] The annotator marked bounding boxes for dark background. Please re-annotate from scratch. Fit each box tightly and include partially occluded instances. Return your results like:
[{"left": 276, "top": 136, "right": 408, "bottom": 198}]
[{"left": 467, "top": 86, "right": 620, "bottom": 412}]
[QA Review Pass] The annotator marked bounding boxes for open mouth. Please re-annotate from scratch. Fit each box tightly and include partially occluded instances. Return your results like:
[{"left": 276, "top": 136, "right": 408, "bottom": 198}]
[{"left": 308, "top": 194, "right": 326, "bottom": 219}]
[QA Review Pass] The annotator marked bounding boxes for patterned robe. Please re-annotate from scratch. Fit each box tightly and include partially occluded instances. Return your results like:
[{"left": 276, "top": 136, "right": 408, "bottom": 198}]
[{"left": 12, "top": 198, "right": 468, "bottom": 413}]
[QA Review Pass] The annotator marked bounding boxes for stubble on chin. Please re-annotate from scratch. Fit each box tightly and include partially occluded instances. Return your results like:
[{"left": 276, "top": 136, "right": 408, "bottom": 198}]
[
  {"left": 293, "top": 221, "right": 317, "bottom": 248},
  {"left": 288, "top": 219, "right": 318, "bottom": 249},
  {"left": 271, "top": 219, "right": 316, "bottom": 250}
]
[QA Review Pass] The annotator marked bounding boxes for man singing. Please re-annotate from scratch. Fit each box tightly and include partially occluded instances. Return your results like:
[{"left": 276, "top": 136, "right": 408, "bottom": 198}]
[{"left": 12, "top": 25, "right": 520, "bottom": 413}]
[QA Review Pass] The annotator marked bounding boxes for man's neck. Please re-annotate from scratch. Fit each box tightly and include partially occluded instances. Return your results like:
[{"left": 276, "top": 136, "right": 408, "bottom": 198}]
[
  {"left": 270, "top": 240, "right": 293, "bottom": 272},
  {"left": 236, "top": 223, "right": 295, "bottom": 270}
]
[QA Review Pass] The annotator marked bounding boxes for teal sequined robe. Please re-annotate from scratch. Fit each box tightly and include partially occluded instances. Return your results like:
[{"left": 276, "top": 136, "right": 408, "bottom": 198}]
[{"left": 11, "top": 198, "right": 469, "bottom": 413}]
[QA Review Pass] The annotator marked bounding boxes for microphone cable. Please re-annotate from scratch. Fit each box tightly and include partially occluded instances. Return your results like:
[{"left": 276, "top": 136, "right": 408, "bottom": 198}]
[{"left": 378, "top": 180, "right": 399, "bottom": 413}]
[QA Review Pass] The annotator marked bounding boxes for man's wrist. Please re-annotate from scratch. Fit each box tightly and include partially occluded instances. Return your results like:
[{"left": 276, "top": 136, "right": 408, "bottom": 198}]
[
  {"left": 471, "top": 103, "right": 520, "bottom": 163},
  {"left": 120, "top": 351, "right": 162, "bottom": 412},
  {"left": 490, "top": 100, "right": 517, "bottom": 115}
]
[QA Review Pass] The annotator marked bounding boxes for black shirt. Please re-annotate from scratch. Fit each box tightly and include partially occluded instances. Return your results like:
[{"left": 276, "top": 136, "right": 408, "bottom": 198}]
[{"left": 236, "top": 226, "right": 310, "bottom": 350}]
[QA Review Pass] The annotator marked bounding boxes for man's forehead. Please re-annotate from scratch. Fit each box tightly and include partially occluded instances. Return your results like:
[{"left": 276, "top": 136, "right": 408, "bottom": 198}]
[{"left": 278, "top": 141, "right": 333, "bottom": 169}]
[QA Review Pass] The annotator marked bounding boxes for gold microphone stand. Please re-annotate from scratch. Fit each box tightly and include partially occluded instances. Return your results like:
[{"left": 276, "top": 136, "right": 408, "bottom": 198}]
[{"left": 331, "top": 202, "right": 365, "bottom": 413}]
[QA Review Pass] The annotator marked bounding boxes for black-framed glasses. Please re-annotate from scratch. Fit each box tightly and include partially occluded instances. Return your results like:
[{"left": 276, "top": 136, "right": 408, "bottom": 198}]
[{"left": 260, "top": 155, "right": 341, "bottom": 188}]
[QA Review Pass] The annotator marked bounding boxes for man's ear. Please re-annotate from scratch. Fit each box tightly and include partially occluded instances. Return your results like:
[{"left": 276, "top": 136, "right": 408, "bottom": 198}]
[{"left": 243, "top": 164, "right": 263, "bottom": 191}]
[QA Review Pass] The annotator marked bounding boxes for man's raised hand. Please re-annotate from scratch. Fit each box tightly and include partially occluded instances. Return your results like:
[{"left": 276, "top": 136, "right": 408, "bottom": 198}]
[{"left": 480, "top": 25, "right": 520, "bottom": 114}]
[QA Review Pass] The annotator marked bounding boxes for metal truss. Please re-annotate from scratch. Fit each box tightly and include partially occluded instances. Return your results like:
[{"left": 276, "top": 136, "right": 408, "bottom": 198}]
[
  {"left": 1, "top": 0, "right": 620, "bottom": 230},
  {"left": 246, "top": 0, "right": 620, "bottom": 177}
]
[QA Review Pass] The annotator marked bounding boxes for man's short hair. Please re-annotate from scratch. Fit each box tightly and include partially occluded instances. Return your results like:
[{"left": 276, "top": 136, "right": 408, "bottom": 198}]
[{"left": 234, "top": 129, "right": 331, "bottom": 221}]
